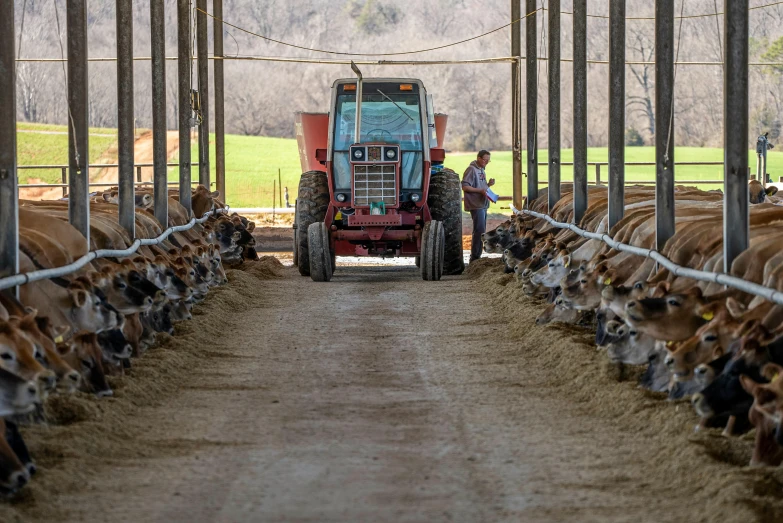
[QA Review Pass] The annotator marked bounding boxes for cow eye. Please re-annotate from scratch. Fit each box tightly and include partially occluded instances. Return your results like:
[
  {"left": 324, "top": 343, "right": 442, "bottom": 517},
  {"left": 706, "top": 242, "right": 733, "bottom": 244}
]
[
  {"left": 649, "top": 353, "right": 658, "bottom": 362},
  {"left": 117, "top": 281, "right": 127, "bottom": 289},
  {"left": 703, "top": 334, "right": 718, "bottom": 342},
  {"left": 580, "top": 279, "right": 587, "bottom": 284},
  {"left": 548, "top": 263, "right": 554, "bottom": 268},
  {"left": 81, "top": 358, "right": 94, "bottom": 370},
  {"left": 629, "top": 330, "right": 638, "bottom": 337},
  {"left": 633, "top": 282, "right": 644, "bottom": 290},
  {"left": 0, "top": 353, "right": 13, "bottom": 361},
  {"left": 667, "top": 299, "right": 680, "bottom": 307}
]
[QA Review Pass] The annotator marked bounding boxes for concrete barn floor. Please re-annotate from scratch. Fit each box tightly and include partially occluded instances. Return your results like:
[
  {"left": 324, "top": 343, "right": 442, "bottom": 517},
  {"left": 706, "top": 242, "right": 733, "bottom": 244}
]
[{"left": 4, "top": 256, "right": 782, "bottom": 523}]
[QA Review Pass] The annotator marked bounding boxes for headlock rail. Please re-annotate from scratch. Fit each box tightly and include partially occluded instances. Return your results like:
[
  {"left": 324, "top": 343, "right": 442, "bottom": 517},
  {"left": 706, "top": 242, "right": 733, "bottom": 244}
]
[
  {"left": 511, "top": 204, "right": 783, "bottom": 307},
  {"left": 0, "top": 207, "right": 229, "bottom": 292}
]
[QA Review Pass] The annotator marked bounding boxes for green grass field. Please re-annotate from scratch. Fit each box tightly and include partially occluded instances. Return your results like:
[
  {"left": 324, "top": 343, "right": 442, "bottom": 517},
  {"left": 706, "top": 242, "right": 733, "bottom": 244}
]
[
  {"left": 18, "top": 123, "right": 783, "bottom": 208},
  {"left": 17, "top": 123, "right": 137, "bottom": 185}
]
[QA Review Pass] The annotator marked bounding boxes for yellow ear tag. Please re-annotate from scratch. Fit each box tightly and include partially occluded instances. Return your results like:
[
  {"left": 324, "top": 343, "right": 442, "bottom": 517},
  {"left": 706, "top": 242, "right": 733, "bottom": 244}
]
[
  {"left": 702, "top": 311, "right": 714, "bottom": 321},
  {"left": 564, "top": 260, "right": 570, "bottom": 268},
  {"left": 666, "top": 341, "right": 674, "bottom": 347},
  {"left": 603, "top": 277, "right": 612, "bottom": 285},
  {"left": 54, "top": 335, "right": 64, "bottom": 344},
  {"left": 773, "top": 373, "right": 780, "bottom": 381}
]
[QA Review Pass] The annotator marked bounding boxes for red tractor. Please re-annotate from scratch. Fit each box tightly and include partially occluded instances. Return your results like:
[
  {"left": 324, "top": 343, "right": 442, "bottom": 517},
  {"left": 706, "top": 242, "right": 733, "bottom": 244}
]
[{"left": 293, "top": 63, "right": 464, "bottom": 281}]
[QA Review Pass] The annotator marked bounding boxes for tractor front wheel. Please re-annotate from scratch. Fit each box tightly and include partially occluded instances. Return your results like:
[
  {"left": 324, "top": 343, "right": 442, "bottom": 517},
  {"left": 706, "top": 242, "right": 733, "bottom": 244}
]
[
  {"left": 308, "top": 222, "right": 333, "bottom": 282},
  {"left": 427, "top": 168, "right": 465, "bottom": 275},
  {"left": 420, "top": 220, "right": 445, "bottom": 281},
  {"left": 296, "top": 171, "right": 329, "bottom": 276}
]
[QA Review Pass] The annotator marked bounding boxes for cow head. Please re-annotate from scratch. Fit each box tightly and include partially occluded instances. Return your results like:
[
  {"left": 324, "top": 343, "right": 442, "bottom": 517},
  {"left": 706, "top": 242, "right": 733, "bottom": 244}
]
[
  {"left": 748, "top": 180, "right": 779, "bottom": 204},
  {"left": 739, "top": 364, "right": 783, "bottom": 466},
  {"left": 624, "top": 286, "right": 715, "bottom": 341}
]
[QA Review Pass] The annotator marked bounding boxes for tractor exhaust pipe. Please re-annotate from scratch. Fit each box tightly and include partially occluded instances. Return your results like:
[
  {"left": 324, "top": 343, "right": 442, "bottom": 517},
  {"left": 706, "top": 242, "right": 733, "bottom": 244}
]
[{"left": 351, "top": 61, "right": 363, "bottom": 144}]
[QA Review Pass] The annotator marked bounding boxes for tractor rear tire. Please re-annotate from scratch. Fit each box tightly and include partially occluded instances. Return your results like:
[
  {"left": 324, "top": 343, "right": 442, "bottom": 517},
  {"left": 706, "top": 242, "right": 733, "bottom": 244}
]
[
  {"left": 296, "top": 171, "right": 329, "bottom": 276},
  {"left": 308, "top": 222, "right": 333, "bottom": 282},
  {"left": 414, "top": 255, "right": 420, "bottom": 268},
  {"left": 420, "top": 220, "right": 445, "bottom": 281},
  {"left": 428, "top": 168, "right": 465, "bottom": 276}
]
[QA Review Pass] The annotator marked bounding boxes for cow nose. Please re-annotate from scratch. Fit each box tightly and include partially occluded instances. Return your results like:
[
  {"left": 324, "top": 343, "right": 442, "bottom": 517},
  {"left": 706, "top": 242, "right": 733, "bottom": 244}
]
[
  {"left": 691, "top": 393, "right": 703, "bottom": 407},
  {"left": 626, "top": 301, "right": 637, "bottom": 309},
  {"left": 664, "top": 355, "right": 674, "bottom": 367},
  {"left": 11, "top": 471, "right": 28, "bottom": 489},
  {"left": 38, "top": 373, "right": 56, "bottom": 391},
  {"left": 522, "top": 269, "right": 532, "bottom": 277},
  {"left": 694, "top": 365, "right": 707, "bottom": 376},
  {"left": 96, "top": 389, "right": 114, "bottom": 398},
  {"left": 67, "top": 371, "right": 81, "bottom": 384},
  {"left": 25, "top": 463, "right": 36, "bottom": 477},
  {"left": 143, "top": 296, "right": 153, "bottom": 307}
]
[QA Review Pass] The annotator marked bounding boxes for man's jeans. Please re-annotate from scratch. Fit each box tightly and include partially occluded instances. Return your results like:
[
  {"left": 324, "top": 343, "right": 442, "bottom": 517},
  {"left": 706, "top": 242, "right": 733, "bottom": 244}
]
[{"left": 469, "top": 208, "right": 487, "bottom": 262}]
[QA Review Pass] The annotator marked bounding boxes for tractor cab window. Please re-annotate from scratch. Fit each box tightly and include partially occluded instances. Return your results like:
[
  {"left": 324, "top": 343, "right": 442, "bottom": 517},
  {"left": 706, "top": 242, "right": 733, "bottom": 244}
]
[{"left": 333, "top": 88, "right": 424, "bottom": 190}]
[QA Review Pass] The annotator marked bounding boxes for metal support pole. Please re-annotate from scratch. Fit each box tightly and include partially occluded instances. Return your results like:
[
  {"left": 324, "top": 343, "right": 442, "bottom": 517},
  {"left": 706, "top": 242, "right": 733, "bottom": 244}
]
[
  {"left": 526, "top": 0, "right": 538, "bottom": 205},
  {"left": 61, "top": 168, "right": 67, "bottom": 198},
  {"left": 573, "top": 0, "right": 587, "bottom": 224},
  {"left": 151, "top": 0, "right": 168, "bottom": 227},
  {"left": 511, "top": 1, "right": 522, "bottom": 209},
  {"left": 214, "top": 0, "right": 226, "bottom": 201},
  {"left": 608, "top": 0, "right": 625, "bottom": 229},
  {"left": 178, "top": 0, "right": 192, "bottom": 216},
  {"left": 197, "top": 0, "right": 210, "bottom": 188},
  {"left": 548, "top": 0, "right": 561, "bottom": 211},
  {"left": 655, "top": 0, "right": 675, "bottom": 251},
  {"left": 724, "top": 0, "right": 749, "bottom": 270},
  {"left": 117, "top": 0, "right": 135, "bottom": 238},
  {"left": 0, "top": 0, "right": 18, "bottom": 282},
  {"left": 67, "top": 0, "right": 90, "bottom": 246}
]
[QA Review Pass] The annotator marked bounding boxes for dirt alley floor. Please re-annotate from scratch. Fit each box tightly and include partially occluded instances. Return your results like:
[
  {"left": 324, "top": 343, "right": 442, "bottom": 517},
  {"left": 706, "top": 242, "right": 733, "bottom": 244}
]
[{"left": 2, "top": 256, "right": 783, "bottom": 523}]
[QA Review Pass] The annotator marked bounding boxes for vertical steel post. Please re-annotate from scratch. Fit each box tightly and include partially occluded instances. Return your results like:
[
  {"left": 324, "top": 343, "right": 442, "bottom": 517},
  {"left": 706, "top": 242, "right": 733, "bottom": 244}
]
[
  {"left": 608, "top": 0, "right": 625, "bottom": 229},
  {"left": 0, "top": 0, "right": 18, "bottom": 282},
  {"left": 67, "top": 0, "right": 90, "bottom": 245},
  {"left": 197, "top": 0, "right": 210, "bottom": 188},
  {"left": 151, "top": 0, "right": 168, "bottom": 227},
  {"left": 526, "top": 0, "right": 538, "bottom": 204},
  {"left": 548, "top": 0, "right": 561, "bottom": 211},
  {"left": 724, "top": 0, "right": 749, "bottom": 270},
  {"left": 117, "top": 0, "right": 135, "bottom": 238},
  {"left": 214, "top": 0, "right": 226, "bottom": 201},
  {"left": 511, "top": 1, "right": 522, "bottom": 209},
  {"left": 655, "top": 0, "right": 675, "bottom": 251},
  {"left": 573, "top": 0, "right": 588, "bottom": 223},
  {"left": 178, "top": 0, "right": 192, "bottom": 215}
]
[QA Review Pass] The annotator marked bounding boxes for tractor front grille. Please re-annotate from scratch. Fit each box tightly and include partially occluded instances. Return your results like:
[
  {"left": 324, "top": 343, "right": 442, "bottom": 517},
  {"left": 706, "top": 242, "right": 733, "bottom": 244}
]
[{"left": 353, "top": 165, "right": 397, "bottom": 207}]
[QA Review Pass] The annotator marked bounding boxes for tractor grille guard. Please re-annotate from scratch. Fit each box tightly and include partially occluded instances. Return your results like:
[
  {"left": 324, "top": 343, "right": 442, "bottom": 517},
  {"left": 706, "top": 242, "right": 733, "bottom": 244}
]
[{"left": 353, "top": 165, "right": 397, "bottom": 207}]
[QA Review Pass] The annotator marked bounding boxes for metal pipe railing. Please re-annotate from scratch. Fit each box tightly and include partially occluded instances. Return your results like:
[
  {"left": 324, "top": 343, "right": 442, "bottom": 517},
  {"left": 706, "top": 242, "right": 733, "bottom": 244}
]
[
  {"left": 0, "top": 206, "right": 228, "bottom": 291},
  {"left": 511, "top": 204, "right": 783, "bottom": 306}
]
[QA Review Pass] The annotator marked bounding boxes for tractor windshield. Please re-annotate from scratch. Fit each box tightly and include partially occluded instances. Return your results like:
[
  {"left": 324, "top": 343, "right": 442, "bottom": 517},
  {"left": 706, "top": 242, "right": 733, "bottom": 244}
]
[{"left": 333, "top": 90, "right": 423, "bottom": 191}]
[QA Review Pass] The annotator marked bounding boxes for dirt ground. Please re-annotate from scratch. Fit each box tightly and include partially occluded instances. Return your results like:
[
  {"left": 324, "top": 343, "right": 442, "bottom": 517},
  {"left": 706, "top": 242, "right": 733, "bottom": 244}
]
[{"left": 1, "top": 256, "right": 782, "bottom": 523}]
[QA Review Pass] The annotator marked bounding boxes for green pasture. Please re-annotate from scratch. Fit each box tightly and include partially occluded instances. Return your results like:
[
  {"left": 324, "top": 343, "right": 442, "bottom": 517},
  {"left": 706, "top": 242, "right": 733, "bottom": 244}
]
[
  {"left": 18, "top": 123, "right": 783, "bottom": 208},
  {"left": 16, "top": 123, "right": 137, "bottom": 185}
]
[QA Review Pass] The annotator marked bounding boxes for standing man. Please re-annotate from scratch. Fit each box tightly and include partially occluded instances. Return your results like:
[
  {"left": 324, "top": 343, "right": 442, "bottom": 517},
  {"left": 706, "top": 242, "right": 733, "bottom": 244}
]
[{"left": 461, "top": 150, "right": 495, "bottom": 263}]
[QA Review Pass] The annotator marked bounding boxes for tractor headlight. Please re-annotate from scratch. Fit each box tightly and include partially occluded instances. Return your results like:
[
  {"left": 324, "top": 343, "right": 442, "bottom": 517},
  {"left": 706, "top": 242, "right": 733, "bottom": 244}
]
[
  {"left": 353, "top": 149, "right": 363, "bottom": 159},
  {"left": 336, "top": 193, "right": 347, "bottom": 202},
  {"left": 411, "top": 193, "right": 421, "bottom": 203},
  {"left": 386, "top": 149, "right": 395, "bottom": 159}
]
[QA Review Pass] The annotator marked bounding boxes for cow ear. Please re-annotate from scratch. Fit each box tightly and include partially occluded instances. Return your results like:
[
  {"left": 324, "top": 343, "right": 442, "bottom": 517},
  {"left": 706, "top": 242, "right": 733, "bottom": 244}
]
[
  {"left": 56, "top": 342, "right": 73, "bottom": 356},
  {"left": 70, "top": 289, "right": 88, "bottom": 308},
  {"left": 761, "top": 363, "right": 783, "bottom": 382},
  {"left": 726, "top": 297, "right": 746, "bottom": 319},
  {"left": 210, "top": 190, "right": 220, "bottom": 198},
  {"left": 562, "top": 254, "right": 571, "bottom": 268},
  {"left": 712, "top": 346, "right": 725, "bottom": 358},
  {"left": 697, "top": 302, "right": 721, "bottom": 321},
  {"left": 739, "top": 374, "right": 761, "bottom": 396},
  {"left": 247, "top": 222, "right": 255, "bottom": 232},
  {"left": 102, "top": 193, "right": 112, "bottom": 201},
  {"left": 766, "top": 185, "right": 778, "bottom": 196}
]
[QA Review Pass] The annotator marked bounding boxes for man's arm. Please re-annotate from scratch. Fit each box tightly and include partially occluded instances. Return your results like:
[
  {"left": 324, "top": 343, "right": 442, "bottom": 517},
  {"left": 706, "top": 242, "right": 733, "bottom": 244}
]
[{"left": 461, "top": 167, "right": 486, "bottom": 195}]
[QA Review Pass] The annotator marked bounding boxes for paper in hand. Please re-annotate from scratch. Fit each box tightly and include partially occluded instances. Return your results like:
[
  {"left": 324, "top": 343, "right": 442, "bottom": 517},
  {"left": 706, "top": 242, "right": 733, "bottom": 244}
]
[{"left": 486, "top": 187, "right": 499, "bottom": 204}]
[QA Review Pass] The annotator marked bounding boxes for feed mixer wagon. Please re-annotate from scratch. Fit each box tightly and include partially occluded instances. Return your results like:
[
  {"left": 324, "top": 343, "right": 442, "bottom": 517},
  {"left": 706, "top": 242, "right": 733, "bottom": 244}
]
[{"left": 293, "top": 64, "right": 464, "bottom": 282}]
